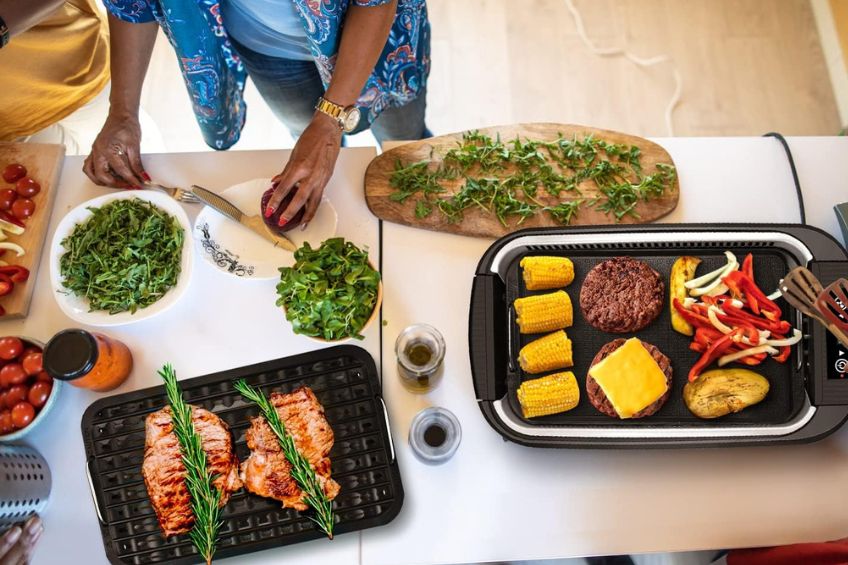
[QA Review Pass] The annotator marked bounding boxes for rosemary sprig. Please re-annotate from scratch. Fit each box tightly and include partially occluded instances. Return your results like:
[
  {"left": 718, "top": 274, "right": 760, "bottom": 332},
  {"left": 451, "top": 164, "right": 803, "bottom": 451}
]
[
  {"left": 160, "top": 364, "right": 222, "bottom": 565},
  {"left": 233, "top": 380, "right": 335, "bottom": 539}
]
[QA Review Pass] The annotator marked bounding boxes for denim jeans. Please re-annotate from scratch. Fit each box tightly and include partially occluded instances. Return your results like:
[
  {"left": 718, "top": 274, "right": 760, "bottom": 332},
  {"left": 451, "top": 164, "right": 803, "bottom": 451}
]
[{"left": 230, "top": 36, "right": 429, "bottom": 144}]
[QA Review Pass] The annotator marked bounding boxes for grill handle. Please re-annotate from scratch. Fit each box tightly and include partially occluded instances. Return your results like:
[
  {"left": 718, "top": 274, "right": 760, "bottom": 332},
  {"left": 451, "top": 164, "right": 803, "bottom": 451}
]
[
  {"left": 85, "top": 457, "right": 105, "bottom": 525},
  {"left": 469, "top": 274, "right": 507, "bottom": 401}
]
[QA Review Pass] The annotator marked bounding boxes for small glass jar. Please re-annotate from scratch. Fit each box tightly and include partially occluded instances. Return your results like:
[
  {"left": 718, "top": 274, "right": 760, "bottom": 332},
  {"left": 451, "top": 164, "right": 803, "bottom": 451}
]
[
  {"left": 43, "top": 329, "right": 133, "bottom": 392},
  {"left": 395, "top": 324, "right": 446, "bottom": 393},
  {"left": 408, "top": 407, "right": 461, "bottom": 464}
]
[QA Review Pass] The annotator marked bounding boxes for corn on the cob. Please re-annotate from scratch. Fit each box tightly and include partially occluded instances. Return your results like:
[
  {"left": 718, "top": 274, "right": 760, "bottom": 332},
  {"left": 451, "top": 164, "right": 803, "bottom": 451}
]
[
  {"left": 514, "top": 290, "right": 573, "bottom": 334},
  {"left": 519, "top": 330, "right": 573, "bottom": 373},
  {"left": 520, "top": 256, "right": 575, "bottom": 290},
  {"left": 517, "top": 372, "right": 580, "bottom": 418}
]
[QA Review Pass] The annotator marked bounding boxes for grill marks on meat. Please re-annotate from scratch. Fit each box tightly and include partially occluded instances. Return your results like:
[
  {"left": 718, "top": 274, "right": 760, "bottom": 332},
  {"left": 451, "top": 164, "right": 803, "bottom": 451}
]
[
  {"left": 586, "top": 338, "right": 673, "bottom": 419},
  {"left": 142, "top": 406, "right": 243, "bottom": 537},
  {"left": 240, "top": 387, "right": 340, "bottom": 511},
  {"left": 579, "top": 256, "right": 665, "bottom": 333}
]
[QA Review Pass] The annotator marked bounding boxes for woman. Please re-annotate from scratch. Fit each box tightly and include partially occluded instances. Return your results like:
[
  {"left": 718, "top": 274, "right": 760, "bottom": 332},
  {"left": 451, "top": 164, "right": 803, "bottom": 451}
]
[{"left": 89, "top": 0, "right": 430, "bottom": 228}]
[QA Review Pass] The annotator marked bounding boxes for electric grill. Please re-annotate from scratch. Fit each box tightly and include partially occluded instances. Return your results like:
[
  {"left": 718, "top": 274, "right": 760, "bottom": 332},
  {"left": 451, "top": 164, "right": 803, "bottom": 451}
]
[
  {"left": 470, "top": 224, "right": 848, "bottom": 448},
  {"left": 81, "top": 346, "right": 402, "bottom": 564}
]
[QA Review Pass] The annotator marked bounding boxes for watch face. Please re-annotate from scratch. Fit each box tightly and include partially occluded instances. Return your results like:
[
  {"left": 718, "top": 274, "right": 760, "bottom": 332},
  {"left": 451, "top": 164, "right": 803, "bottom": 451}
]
[{"left": 343, "top": 107, "right": 361, "bottom": 133}]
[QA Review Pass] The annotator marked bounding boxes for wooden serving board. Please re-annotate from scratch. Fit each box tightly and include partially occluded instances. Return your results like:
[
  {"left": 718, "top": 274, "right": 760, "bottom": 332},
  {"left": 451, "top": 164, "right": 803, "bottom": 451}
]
[
  {"left": 0, "top": 143, "right": 64, "bottom": 318},
  {"left": 365, "top": 123, "right": 679, "bottom": 238}
]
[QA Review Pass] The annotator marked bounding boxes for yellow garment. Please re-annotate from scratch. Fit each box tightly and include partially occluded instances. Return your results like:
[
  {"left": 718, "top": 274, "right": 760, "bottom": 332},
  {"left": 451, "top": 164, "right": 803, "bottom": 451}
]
[{"left": 0, "top": 0, "right": 110, "bottom": 140}]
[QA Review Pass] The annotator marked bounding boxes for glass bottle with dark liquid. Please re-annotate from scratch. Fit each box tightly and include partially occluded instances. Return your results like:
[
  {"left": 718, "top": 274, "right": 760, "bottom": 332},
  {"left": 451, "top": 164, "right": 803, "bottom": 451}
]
[
  {"left": 395, "top": 324, "right": 446, "bottom": 393},
  {"left": 408, "top": 407, "right": 461, "bottom": 464}
]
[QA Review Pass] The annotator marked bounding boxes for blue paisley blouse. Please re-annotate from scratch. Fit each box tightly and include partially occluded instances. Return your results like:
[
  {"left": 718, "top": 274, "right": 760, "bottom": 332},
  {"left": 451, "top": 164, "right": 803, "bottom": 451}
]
[{"left": 102, "top": 0, "right": 430, "bottom": 150}]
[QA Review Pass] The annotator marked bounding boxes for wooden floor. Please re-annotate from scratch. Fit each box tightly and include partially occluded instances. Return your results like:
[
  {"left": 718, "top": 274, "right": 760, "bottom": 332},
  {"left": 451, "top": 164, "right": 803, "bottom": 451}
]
[{"left": 140, "top": 0, "right": 842, "bottom": 154}]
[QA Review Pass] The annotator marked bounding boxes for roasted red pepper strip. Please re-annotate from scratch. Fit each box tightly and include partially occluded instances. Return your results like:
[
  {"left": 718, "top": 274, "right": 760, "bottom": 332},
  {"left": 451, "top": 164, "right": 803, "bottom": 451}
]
[
  {"left": 737, "top": 352, "right": 768, "bottom": 366},
  {"left": 774, "top": 346, "right": 791, "bottom": 363},
  {"left": 723, "top": 270, "right": 781, "bottom": 321},
  {"left": 0, "top": 265, "right": 29, "bottom": 283},
  {"left": 0, "top": 277, "right": 12, "bottom": 297},
  {"left": 688, "top": 329, "right": 741, "bottom": 382},
  {"left": 0, "top": 210, "right": 24, "bottom": 229},
  {"left": 742, "top": 253, "right": 754, "bottom": 279},
  {"left": 720, "top": 303, "right": 791, "bottom": 334},
  {"left": 673, "top": 298, "right": 713, "bottom": 329}
]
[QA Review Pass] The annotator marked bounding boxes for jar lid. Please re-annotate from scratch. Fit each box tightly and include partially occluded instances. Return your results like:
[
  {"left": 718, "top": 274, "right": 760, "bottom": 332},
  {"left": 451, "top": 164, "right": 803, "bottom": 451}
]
[{"left": 43, "top": 329, "right": 98, "bottom": 381}]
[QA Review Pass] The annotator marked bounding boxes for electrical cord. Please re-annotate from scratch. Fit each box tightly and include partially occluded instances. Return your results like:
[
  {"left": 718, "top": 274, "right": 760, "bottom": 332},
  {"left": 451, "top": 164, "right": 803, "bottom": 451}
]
[
  {"left": 763, "top": 132, "right": 806, "bottom": 224},
  {"left": 563, "top": 0, "right": 682, "bottom": 136}
]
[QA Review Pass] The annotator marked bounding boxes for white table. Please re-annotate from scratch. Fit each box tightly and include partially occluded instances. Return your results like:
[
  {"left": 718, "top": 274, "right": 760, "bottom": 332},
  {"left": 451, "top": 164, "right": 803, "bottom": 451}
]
[
  {"left": 366, "top": 136, "right": 848, "bottom": 565},
  {"left": 3, "top": 147, "right": 382, "bottom": 565}
]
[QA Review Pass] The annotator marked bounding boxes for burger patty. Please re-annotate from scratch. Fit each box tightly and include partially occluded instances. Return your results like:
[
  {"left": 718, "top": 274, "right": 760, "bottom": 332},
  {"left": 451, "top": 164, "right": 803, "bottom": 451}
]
[
  {"left": 579, "top": 257, "right": 665, "bottom": 333},
  {"left": 586, "top": 338, "right": 673, "bottom": 419}
]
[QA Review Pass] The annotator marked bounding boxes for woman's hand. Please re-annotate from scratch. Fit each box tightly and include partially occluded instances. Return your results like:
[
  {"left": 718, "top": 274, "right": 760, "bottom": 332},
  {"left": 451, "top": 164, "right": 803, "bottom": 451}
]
[
  {"left": 264, "top": 113, "right": 342, "bottom": 229},
  {"left": 0, "top": 516, "right": 43, "bottom": 565},
  {"left": 83, "top": 112, "right": 148, "bottom": 188}
]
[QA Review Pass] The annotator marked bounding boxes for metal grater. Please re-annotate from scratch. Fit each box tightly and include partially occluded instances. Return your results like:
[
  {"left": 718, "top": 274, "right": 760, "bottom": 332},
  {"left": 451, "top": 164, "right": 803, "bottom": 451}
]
[
  {"left": 836, "top": 201, "right": 848, "bottom": 246},
  {"left": 81, "top": 346, "right": 403, "bottom": 565},
  {"left": 0, "top": 445, "right": 51, "bottom": 529}
]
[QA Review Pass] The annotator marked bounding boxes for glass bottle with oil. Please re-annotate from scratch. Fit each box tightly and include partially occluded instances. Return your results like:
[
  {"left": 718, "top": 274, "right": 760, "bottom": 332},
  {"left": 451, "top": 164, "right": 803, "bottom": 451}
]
[{"left": 395, "top": 324, "right": 446, "bottom": 393}]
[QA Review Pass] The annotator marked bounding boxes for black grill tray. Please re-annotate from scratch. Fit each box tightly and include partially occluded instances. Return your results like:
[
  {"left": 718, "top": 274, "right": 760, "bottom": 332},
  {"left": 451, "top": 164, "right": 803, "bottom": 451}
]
[
  {"left": 505, "top": 248, "right": 806, "bottom": 427},
  {"left": 81, "top": 345, "right": 403, "bottom": 565}
]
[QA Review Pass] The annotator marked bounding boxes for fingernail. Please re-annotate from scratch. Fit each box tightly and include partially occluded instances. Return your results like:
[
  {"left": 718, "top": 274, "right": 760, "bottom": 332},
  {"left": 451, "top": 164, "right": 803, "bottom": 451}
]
[
  {"left": 300, "top": 223, "right": 308, "bottom": 231},
  {"left": 277, "top": 217, "right": 288, "bottom": 227},
  {"left": 132, "top": 185, "right": 142, "bottom": 190},
  {"left": 4, "top": 526, "right": 21, "bottom": 544},
  {"left": 142, "top": 172, "right": 151, "bottom": 182},
  {"left": 264, "top": 206, "right": 275, "bottom": 218},
  {"left": 25, "top": 519, "right": 43, "bottom": 538}
]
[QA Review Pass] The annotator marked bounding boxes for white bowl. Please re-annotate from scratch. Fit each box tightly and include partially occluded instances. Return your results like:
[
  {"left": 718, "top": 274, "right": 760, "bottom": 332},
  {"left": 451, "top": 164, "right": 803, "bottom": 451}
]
[
  {"left": 0, "top": 338, "right": 63, "bottom": 443},
  {"left": 49, "top": 190, "right": 193, "bottom": 327}
]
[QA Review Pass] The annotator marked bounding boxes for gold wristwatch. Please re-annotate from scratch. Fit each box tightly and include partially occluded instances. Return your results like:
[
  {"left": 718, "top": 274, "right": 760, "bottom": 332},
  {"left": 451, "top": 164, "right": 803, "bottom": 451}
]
[{"left": 315, "top": 96, "right": 361, "bottom": 133}]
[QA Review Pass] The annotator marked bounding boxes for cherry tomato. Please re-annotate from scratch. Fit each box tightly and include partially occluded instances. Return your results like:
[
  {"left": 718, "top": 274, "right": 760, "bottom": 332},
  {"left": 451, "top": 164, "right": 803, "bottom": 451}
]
[
  {"left": 15, "top": 177, "right": 40, "bottom": 198},
  {"left": 21, "top": 352, "right": 42, "bottom": 376},
  {"left": 0, "top": 188, "right": 16, "bottom": 211},
  {"left": 0, "top": 337, "right": 23, "bottom": 360},
  {"left": 11, "top": 401, "right": 35, "bottom": 429},
  {"left": 20, "top": 345, "right": 41, "bottom": 358},
  {"left": 2, "top": 164, "right": 26, "bottom": 184},
  {"left": 27, "top": 381, "right": 50, "bottom": 409},
  {"left": 0, "top": 363, "right": 26, "bottom": 387},
  {"left": 35, "top": 370, "right": 52, "bottom": 383},
  {"left": 11, "top": 198, "right": 34, "bottom": 220},
  {"left": 0, "top": 410, "right": 12, "bottom": 434},
  {"left": 4, "top": 384, "right": 27, "bottom": 409}
]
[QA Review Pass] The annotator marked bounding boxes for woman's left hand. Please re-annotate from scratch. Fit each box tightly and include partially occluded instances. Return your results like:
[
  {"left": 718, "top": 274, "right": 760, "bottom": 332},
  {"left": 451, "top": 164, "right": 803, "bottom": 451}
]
[{"left": 264, "top": 113, "right": 342, "bottom": 229}]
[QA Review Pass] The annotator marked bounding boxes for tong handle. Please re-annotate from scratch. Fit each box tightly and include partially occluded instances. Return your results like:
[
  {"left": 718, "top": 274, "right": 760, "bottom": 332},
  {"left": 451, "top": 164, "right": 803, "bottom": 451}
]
[{"left": 817, "top": 278, "right": 848, "bottom": 331}]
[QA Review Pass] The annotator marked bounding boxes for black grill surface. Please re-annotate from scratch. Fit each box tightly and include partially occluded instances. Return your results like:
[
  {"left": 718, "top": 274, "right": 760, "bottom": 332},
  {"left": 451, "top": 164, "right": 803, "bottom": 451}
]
[
  {"left": 505, "top": 247, "right": 806, "bottom": 427},
  {"left": 81, "top": 346, "right": 402, "bottom": 565}
]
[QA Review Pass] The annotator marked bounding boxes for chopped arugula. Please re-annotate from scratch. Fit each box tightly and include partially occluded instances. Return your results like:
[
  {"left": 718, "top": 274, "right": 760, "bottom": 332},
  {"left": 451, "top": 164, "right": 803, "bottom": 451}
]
[
  {"left": 59, "top": 198, "right": 184, "bottom": 314},
  {"left": 276, "top": 238, "right": 381, "bottom": 341}
]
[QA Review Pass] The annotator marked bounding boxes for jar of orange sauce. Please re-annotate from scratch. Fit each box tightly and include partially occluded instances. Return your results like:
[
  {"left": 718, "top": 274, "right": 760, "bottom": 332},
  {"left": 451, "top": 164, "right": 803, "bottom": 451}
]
[{"left": 42, "top": 329, "right": 133, "bottom": 392}]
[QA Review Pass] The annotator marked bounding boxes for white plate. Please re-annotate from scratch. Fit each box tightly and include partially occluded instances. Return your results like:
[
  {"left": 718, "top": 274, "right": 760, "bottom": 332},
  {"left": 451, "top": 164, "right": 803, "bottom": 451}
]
[
  {"left": 49, "top": 190, "right": 193, "bottom": 327},
  {"left": 193, "top": 178, "right": 338, "bottom": 280}
]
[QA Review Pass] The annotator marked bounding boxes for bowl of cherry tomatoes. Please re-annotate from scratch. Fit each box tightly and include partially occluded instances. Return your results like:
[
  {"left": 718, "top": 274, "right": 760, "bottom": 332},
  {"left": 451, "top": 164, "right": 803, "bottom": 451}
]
[{"left": 0, "top": 336, "right": 60, "bottom": 441}]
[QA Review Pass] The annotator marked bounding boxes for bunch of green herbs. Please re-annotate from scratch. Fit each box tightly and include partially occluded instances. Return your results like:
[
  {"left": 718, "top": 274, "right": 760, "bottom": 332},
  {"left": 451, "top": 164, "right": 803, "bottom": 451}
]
[
  {"left": 276, "top": 238, "right": 380, "bottom": 341},
  {"left": 59, "top": 198, "right": 184, "bottom": 314}
]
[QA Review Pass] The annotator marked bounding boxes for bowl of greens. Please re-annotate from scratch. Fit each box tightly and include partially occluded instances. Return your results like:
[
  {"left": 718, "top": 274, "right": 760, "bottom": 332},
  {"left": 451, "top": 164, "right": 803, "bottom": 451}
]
[
  {"left": 277, "top": 238, "right": 382, "bottom": 342},
  {"left": 49, "top": 190, "right": 193, "bottom": 326}
]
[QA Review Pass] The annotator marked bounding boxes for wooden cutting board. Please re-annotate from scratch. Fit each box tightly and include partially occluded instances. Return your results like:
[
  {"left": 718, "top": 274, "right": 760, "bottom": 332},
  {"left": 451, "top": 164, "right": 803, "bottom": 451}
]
[
  {"left": 364, "top": 123, "right": 679, "bottom": 238},
  {"left": 0, "top": 143, "right": 64, "bottom": 319}
]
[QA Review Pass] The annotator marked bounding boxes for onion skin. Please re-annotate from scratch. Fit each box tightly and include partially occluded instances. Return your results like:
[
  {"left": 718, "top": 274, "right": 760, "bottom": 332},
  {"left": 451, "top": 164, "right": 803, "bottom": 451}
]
[{"left": 261, "top": 186, "right": 306, "bottom": 233}]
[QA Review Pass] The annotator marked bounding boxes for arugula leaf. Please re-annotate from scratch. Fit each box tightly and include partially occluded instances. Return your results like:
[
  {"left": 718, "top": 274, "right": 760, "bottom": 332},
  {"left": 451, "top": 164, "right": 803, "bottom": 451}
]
[{"left": 276, "top": 238, "right": 380, "bottom": 341}]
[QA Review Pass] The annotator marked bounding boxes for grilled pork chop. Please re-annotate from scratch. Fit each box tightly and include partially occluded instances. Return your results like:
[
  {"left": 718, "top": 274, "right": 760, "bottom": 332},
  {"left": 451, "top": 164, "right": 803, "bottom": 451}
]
[
  {"left": 240, "top": 387, "right": 340, "bottom": 510},
  {"left": 142, "top": 406, "right": 242, "bottom": 536}
]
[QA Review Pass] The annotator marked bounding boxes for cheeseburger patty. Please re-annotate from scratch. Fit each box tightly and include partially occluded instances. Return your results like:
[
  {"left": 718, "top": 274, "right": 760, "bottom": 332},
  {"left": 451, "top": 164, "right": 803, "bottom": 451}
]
[
  {"left": 579, "top": 257, "right": 664, "bottom": 333},
  {"left": 586, "top": 338, "right": 672, "bottom": 419}
]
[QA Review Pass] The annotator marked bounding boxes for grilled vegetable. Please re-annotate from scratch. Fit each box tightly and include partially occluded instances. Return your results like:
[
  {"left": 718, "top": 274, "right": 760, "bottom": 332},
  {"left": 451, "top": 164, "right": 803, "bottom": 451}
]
[
  {"left": 514, "top": 290, "right": 573, "bottom": 334},
  {"left": 520, "top": 256, "right": 575, "bottom": 290},
  {"left": 670, "top": 256, "right": 701, "bottom": 336},
  {"left": 683, "top": 368, "right": 769, "bottom": 419},
  {"left": 518, "top": 330, "right": 573, "bottom": 374},
  {"left": 517, "top": 371, "right": 580, "bottom": 418}
]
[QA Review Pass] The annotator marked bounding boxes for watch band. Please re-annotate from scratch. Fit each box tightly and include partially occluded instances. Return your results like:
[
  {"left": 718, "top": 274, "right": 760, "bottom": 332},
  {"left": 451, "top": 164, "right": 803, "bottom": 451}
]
[
  {"left": 315, "top": 97, "right": 346, "bottom": 128},
  {"left": 0, "top": 16, "right": 9, "bottom": 49}
]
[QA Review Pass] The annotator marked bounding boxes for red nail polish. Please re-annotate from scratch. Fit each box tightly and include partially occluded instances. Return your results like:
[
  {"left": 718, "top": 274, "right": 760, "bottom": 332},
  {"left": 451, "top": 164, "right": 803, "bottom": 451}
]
[
  {"left": 278, "top": 217, "right": 288, "bottom": 227},
  {"left": 142, "top": 172, "right": 151, "bottom": 182},
  {"left": 132, "top": 185, "right": 142, "bottom": 190},
  {"left": 264, "top": 206, "right": 275, "bottom": 218}
]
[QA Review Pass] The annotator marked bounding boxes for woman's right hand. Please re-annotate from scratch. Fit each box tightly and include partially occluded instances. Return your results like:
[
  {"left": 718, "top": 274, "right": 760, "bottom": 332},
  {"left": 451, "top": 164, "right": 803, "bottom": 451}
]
[{"left": 83, "top": 113, "right": 148, "bottom": 188}]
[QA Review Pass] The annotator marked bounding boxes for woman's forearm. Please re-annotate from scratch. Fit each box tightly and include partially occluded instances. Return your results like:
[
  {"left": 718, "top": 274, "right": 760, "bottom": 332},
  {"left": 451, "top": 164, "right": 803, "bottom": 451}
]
[
  {"left": 0, "top": 0, "right": 64, "bottom": 37},
  {"left": 107, "top": 13, "right": 159, "bottom": 119},
  {"left": 323, "top": 0, "right": 397, "bottom": 107}
]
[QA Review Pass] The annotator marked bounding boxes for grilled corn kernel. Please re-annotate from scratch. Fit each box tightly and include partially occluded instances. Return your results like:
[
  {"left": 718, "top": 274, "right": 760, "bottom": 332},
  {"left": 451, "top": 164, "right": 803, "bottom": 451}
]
[
  {"left": 520, "top": 256, "right": 575, "bottom": 290},
  {"left": 517, "top": 372, "right": 580, "bottom": 418},
  {"left": 514, "top": 290, "right": 573, "bottom": 334},
  {"left": 519, "top": 330, "right": 573, "bottom": 374}
]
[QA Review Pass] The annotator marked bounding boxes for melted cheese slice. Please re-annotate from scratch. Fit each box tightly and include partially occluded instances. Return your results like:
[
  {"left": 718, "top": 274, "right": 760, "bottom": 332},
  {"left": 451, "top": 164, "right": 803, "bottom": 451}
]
[{"left": 589, "top": 338, "right": 669, "bottom": 419}]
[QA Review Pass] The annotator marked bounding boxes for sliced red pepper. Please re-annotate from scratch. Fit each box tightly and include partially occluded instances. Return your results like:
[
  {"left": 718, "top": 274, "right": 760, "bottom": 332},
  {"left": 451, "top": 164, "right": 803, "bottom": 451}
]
[
  {"left": 673, "top": 298, "right": 713, "bottom": 329},
  {"left": 774, "top": 346, "right": 791, "bottom": 363},
  {"left": 742, "top": 253, "right": 754, "bottom": 279},
  {"left": 735, "top": 352, "right": 768, "bottom": 366},
  {"left": 0, "top": 210, "right": 24, "bottom": 229},
  {"left": 720, "top": 303, "right": 790, "bottom": 334},
  {"left": 723, "top": 270, "right": 781, "bottom": 321},
  {"left": 0, "top": 277, "right": 12, "bottom": 297},
  {"left": 688, "top": 329, "right": 740, "bottom": 382},
  {"left": 0, "top": 265, "right": 29, "bottom": 283}
]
